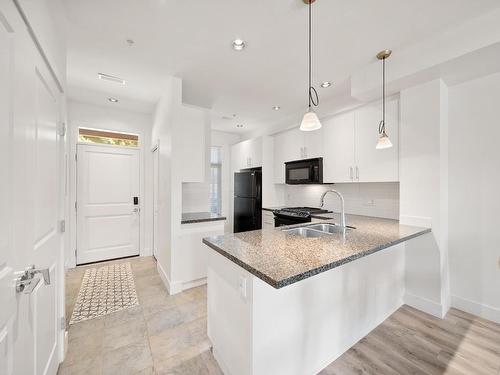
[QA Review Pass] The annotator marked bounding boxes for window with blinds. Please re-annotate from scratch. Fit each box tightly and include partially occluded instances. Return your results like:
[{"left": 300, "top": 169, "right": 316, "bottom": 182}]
[{"left": 209, "top": 146, "right": 222, "bottom": 215}]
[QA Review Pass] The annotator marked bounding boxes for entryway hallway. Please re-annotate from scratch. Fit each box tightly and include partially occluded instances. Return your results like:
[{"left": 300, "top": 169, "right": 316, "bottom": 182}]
[{"left": 59, "top": 257, "right": 221, "bottom": 375}]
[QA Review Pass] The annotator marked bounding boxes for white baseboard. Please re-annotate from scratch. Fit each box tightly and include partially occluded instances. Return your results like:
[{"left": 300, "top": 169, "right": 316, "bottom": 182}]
[
  {"left": 140, "top": 247, "right": 152, "bottom": 257},
  {"left": 156, "top": 261, "right": 206, "bottom": 295},
  {"left": 182, "top": 277, "right": 207, "bottom": 291},
  {"left": 156, "top": 262, "right": 179, "bottom": 295},
  {"left": 451, "top": 295, "right": 500, "bottom": 324},
  {"left": 404, "top": 293, "right": 446, "bottom": 318}
]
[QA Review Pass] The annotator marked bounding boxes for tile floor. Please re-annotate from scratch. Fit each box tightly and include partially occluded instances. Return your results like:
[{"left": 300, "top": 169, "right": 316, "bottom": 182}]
[
  {"left": 59, "top": 256, "right": 221, "bottom": 375},
  {"left": 60, "top": 256, "right": 500, "bottom": 375}
]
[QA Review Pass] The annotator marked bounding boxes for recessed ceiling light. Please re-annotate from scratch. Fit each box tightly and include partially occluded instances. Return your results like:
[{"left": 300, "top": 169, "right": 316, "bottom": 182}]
[
  {"left": 321, "top": 81, "right": 332, "bottom": 88},
  {"left": 108, "top": 97, "right": 118, "bottom": 103},
  {"left": 232, "top": 39, "right": 246, "bottom": 51},
  {"left": 236, "top": 124, "right": 244, "bottom": 128},
  {"left": 126, "top": 39, "right": 135, "bottom": 46},
  {"left": 273, "top": 106, "right": 281, "bottom": 111},
  {"left": 98, "top": 73, "right": 126, "bottom": 85}
]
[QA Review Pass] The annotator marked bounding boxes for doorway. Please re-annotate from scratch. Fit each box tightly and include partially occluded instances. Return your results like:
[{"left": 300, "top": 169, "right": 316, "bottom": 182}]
[
  {"left": 151, "top": 143, "right": 159, "bottom": 260},
  {"left": 76, "top": 143, "right": 140, "bottom": 264}
]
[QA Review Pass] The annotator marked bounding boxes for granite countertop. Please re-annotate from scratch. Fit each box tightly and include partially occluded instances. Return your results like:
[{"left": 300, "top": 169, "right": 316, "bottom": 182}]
[
  {"left": 203, "top": 214, "right": 431, "bottom": 289},
  {"left": 181, "top": 212, "right": 226, "bottom": 224}
]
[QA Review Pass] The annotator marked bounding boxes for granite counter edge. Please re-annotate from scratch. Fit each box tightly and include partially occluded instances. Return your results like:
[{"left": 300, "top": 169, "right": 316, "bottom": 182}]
[
  {"left": 182, "top": 216, "right": 227, "bottom": 224},
  {"left": 203, "top": 227, "right": 431, "bottom": 289}
]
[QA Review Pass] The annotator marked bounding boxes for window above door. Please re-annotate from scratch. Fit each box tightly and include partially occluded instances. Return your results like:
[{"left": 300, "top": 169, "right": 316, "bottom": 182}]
[{"left": 78, "top": 128, "right": 139, "bottom": 147}]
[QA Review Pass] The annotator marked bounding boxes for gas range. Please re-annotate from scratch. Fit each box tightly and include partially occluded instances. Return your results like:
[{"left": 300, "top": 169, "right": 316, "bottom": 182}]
[{"left": 273, "top": 207, "right": 330, "bottom": 226}]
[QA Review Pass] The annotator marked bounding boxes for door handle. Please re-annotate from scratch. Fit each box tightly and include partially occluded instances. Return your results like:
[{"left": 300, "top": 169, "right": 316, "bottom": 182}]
[
  {"left": 355, "top": 166, "right": 360, "bottom": 180},
  {"left": 349, "top": 167, "right": 353, "bottom": 180},
  {"left": 15, "top": 265, "right": 50, "bottom": 294}
]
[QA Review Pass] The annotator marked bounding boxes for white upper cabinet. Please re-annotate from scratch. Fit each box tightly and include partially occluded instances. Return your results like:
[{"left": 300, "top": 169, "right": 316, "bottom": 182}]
[
  {"left": 231, "top": 137, "right": 263, "bottom": 171},
  {"left": 321, "top": 97, "right": 399, "bottom": 183},
  {"left": 273, "top": 127, "right": 324, "bottom": 183},
  {"left": 322, "top": 111, "right": 356, "bottom": 183},
  {"left": 273, "top": 129, "right": 301, "bottom": 183},
  {"left": 303, "top": 128, "right": 324, "bottom": 159},
  {"left": 355, "top": 98, "right": 399, "bottom": 182}
]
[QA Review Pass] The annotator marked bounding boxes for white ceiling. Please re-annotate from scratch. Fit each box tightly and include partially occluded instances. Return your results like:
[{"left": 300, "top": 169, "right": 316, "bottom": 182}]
[{"left": 63, "top": 0, "right": 500, "bottom": 133}]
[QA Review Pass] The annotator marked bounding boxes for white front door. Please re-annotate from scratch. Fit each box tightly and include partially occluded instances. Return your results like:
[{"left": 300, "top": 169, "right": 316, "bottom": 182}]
[
  {"left": 0, "top": 2, "right": 64, "bottom": 375},
  {"left": 76, "top": 144, "right": 140, "bottom": 264}
]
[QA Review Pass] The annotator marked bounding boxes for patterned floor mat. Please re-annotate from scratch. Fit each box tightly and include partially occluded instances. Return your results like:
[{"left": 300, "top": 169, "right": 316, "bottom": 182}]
[{"left": 69, "top": 262, "right": 139, "bottom": 324}]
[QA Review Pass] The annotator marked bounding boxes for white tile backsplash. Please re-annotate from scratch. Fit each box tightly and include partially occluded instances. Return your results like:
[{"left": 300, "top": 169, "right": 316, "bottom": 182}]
[
  {"left": 182, "top": 182, "right": 210, "bottom": 213},
  {"left": 284, "top": 182, "right": 400, "bottom": 219}
]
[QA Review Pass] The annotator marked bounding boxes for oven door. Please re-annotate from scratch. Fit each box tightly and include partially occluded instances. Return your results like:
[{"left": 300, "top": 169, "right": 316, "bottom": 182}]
[{"left": 274, "top": 213, "right": 311, "bottom": 227}]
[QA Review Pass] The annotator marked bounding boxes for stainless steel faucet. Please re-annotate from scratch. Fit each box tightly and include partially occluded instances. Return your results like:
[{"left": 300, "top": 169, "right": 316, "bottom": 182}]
[{"left": 320, "top": 190, "right": 346, "bottom": 228}]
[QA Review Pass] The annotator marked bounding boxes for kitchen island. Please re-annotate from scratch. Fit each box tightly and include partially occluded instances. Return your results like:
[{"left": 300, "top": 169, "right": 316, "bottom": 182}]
[{"left": 202, "top": 215, "right": 430, "bottom": 375}]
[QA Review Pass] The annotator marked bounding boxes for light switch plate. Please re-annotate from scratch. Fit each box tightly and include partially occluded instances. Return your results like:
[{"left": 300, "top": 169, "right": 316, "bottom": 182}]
[{"left": 239, "top": 276, "right": 247, "bottom": 299}]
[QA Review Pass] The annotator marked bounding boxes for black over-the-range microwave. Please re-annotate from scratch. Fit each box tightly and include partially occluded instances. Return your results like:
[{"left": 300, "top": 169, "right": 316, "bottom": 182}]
[{"left": 285, "top": 157, "right": 323, "bottom": 184}]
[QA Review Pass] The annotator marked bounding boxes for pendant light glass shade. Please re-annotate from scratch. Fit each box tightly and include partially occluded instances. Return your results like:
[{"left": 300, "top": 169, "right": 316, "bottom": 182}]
[
  {"left": 376, "top": 131, "right": 393, "bottom": 149},
  {"left": 300, "top": 109, "right": 322, "bottom": 131}
]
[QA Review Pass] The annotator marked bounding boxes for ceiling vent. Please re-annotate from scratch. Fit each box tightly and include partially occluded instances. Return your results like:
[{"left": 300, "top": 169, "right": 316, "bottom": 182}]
[{"left": 98, "top": 73, "right": 126, "bottom": 85}]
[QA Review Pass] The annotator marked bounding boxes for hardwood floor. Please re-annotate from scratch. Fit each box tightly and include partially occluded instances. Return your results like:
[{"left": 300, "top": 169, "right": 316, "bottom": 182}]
[
  {"left": 321, "top": 305, "right": 500, "bottom": 375},
  {"left": 61, "top": 256, "right": 500, "bottom": 375}
]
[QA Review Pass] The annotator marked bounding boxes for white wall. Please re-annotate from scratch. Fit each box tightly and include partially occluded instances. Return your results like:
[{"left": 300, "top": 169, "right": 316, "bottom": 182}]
[
  {"left": 399, "top": 79, "right": 450, "bottom": 318},
  {"left": 284, "top": 183, "right": 400, "bottom": 220},
  {"left": 448, "top": 72, "right": 500, "bottom": 322},
  {"left": 67, "top": 100, "right": 153, "bottom": 267},
  {"left": 182, "top": 183, "right": 210, "bottom": 213},
  {"left": 212, "top": 130, "right": 241, "bottom": 233}
]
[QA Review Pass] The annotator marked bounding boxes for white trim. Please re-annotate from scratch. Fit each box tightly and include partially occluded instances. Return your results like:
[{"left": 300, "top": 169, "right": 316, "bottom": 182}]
[
  {"left": 156, "top": 261, "right": 206, "bottom": 295},
  {"left": 451, "top": 295, "right": 500, "bottom": 324},
  {"left": 182, "top": 277, "right": 207, "bottom": 291},
  {"left": 75, "top": 142, "right": 139, "bottom": 150},
  {"left": 404, "top": 293, "right": 446, "bottom": 318}
]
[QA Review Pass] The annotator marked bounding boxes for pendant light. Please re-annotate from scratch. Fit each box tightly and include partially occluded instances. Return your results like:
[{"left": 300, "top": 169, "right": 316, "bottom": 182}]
[
  {"left": 376, "top": 49, "right": 393, "bottom": 149},
  {"left": 300, "top": 0, "right": 321, "bottom": 132}
]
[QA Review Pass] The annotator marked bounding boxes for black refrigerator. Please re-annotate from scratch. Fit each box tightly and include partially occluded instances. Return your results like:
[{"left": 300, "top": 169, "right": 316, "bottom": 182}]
[{"left": 234, "top": 170, "right": 262, "bottom": 233}]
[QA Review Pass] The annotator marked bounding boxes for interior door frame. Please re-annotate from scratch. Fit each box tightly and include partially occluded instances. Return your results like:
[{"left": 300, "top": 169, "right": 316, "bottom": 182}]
[
  {"left": 151, "top": 141, "right": 159, "bottom": 260},
  {"left": 73, "top": 141, "right": 143, "bottom": 265}
]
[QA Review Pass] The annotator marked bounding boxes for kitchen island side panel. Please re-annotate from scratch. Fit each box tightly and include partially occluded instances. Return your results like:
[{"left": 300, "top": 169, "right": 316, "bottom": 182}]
[{"left": 207, "top": 243, "right": 405, "bottom": 375}]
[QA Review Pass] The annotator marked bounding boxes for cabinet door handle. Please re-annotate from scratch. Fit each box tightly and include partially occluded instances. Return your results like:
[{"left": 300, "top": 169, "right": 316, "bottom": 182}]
[
  {"left": 356, "top": 166, "right": 359, "bottom": 180},
  {"left": 349, "top": 167, "right": 353, "bottom": 180}
]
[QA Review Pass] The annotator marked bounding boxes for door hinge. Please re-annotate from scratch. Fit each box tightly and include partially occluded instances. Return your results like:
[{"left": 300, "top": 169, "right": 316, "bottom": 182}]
[
  {"left": 60, "top": 316, "right": 66, "bottom": 330},
  {"left": 74, "top": 202, "right": 77, "bottom": 212},
  {"left": 59, "top": 220, "right": 66, "bottom": 233},
  {"left": 58, "top": 122, "right": 66, "bottom": 137},
  {"left": 75, "top": 153, "right": 77, "bottom": 161}
]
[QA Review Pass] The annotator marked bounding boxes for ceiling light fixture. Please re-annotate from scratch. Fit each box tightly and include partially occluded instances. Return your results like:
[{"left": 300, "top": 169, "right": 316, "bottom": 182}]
[
  {"left": 236, "top": 124, "right": 244, "bottom": 128},
  {"left": 299, "top": 0, "right": 321, "bottom": 132},
  {"left": 376, "top": 49, "right": 393, "bottom": 150},
  {"left": 320, "top": 81, "right": 332, "bottom": 88},
  {"left": 98, "top": 73, "right": 126, "bottom": 85},
  {"left": 126, "top": 39, "right": 135, "bottom": 46},
  {"left": 273, "top": 106, "right": 281, "bottom": 111},
  {"left": 232, "top": 39, "right": 246, "bottom": 51},
  {"left": 108, "top": 97, "right": 118, "bottom": 103}
]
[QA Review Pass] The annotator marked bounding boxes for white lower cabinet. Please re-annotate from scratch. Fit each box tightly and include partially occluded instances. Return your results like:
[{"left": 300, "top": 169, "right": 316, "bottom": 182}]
[{"left": 262, "top": 210, "right": 275, "bottom": 230}]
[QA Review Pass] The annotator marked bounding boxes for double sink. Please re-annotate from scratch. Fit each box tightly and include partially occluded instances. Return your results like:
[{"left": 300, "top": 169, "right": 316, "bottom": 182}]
[{"left": 283, "top": 223, "right": 354, "bottom": 238}]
